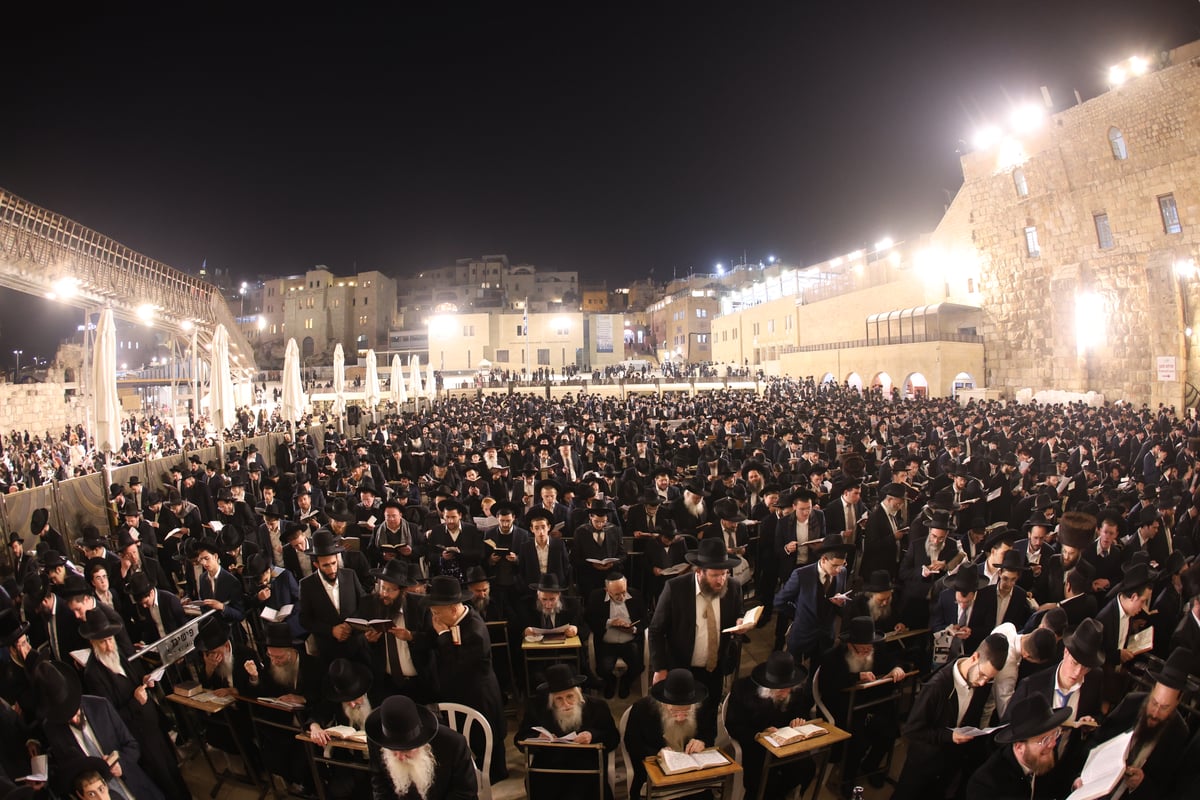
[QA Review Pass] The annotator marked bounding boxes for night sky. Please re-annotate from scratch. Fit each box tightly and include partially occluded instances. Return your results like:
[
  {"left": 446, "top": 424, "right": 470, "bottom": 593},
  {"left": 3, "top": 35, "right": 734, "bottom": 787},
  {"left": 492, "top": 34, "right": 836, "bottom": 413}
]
[{"left": 2, "top": 1, "right": 1199, "bottom": 361}]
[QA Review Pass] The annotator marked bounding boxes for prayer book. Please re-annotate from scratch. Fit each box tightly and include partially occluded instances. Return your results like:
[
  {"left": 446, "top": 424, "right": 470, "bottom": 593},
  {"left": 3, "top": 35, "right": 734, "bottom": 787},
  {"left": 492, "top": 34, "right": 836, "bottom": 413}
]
[
  {"left": 657, "top": 748, "right": 729, "bottom": 775},
  {"left": 762, "top": 724, "right": 828, "bottom": 747},
  {"left": 260, "top": 604, "right": 293, "bottom": 622}
]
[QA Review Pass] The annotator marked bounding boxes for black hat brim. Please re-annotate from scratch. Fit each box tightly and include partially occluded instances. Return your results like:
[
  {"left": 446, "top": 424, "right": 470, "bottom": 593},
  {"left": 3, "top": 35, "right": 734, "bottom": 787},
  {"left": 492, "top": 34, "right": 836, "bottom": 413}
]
[{"left": 364, "top": 700, "right": 440, "bottom": 750}]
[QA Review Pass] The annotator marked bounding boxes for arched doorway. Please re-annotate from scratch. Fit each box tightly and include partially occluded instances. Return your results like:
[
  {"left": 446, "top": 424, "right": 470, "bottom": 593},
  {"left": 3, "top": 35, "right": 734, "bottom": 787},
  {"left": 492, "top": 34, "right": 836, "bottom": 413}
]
[
  {"left": 872, "top": 371, "right": 893, "bottom": 395},
  {"left": 820, "top": 372, "right": 835, "bottom": 384},
  {"left": 952, "top": 371, "right": 975, "bottom": 397},
  {"left": 301, "top": 336, "right": 315, "bottom": 359},
  {"left": 904, "top": 372, "right": 929, "bottom": 398},
  {"left": 846, "top": 372, "right": 863, "bottom": 392}
]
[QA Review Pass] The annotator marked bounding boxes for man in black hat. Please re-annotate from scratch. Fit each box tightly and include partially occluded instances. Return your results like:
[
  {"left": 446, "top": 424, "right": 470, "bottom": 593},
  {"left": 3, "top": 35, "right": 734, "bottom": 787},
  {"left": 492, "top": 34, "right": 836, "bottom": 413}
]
[
  {"left": 36, "top": 660, "right": 166, "bottom": 800},
  {"left": 892, "top": 632, "right": 1008, "bottom": 800},
  {"left": 771, "top": 488, "right": 827, "bottom": 581},
  {"left": 898, "top": 508, "right": 962, "bottom": 625},
  {"left": 572, "top": 501, "right": 626, "bottom": 600},
  {"left": 974, "top": 550, "right": 1037, "bottom": 631},
  {"left": 1087, "top": 647, "right": 1193, "bottom": 799},
  {"left": 128, "top": 571, "right": 187, "bottom": 644},
  {"left": 775, "top": 535, "right": 853, "bottom": 664},
  {"left": 299, "top": 530, "right": 367, "bottom": 665},
  {"left": 77, "top": 607, "right": 188, "bottom": 797},
  {"left": 1169, "top": 561, "right": 1200, "bottom": 677},
  {"left": 282, "top": 521, "right": 317, "bottom": 581},
  {"left": 726, "top": 651, "right": 815, "bottom": 800},
  {"left": 30, "top": 506, "right": 68, "bottom": 558},
  {"left": 359, "top": 560, "right": 429, "bottom": 701},
  {"left": 41, "top": 574, "right": 88, "bottom": 663},
  {"left": 1083, "top": 510, "right": 1125, "bottom": 596},
  {"left": 194, "top": 537, "right": 246, "bottom": 630},
  {"left": 426, "top": 499, "right": 484, "bottom": 585},
  {"left": 965, "top": 693, "right": 1072, "bottom": 800},
  {"left": 7, "top": 535, "right": 37, "bottom": 586},
  {"left": 517, "top": 508, "right": 571, "bottom": 589},
  {"left": 671, "top": 478, "right": 713, "bottom": 537},
  {"left": 365, "top": 694, "right": 478, "bottom": 800},
  {"left": 860, "top": 482, "right": 909, "bottom": 579},
  {"left": 649, "top": 538, "right": 746, "bottom": 732},
  {"left": 1095, "top": 561, "right": 1155, "bottom": 673},
  {"left": 371, "top": 498, "right": 426, "bottom": 566},
  {"left": 420, "top": 575, "right": 508, "bottom": 784},
  {"left": 305, "top": 658, "right": 375, "bottom": 797},
  {"left": 817, "top": 617, "right": 911, "bottom": 790},
  {"left": 515, "top": 663, "right": 620, "bottom": 800},
  {"left": 624, "top": 668, "right": 714, "bottom": 799},
  {"left": 526, "top": 479, "right": 570, "bottom": 532},
  {"left": 0, "top": 608, "right": 39, "bottom": 724},
  {"left": 1123, "top": 506, "right": 1169, "bottom": 569},
  {"left": 480, "top": 500, "right": 528, "bottom": 609},
  {"left": 113, "top": 528, "right": 171, "bottom": 593}
]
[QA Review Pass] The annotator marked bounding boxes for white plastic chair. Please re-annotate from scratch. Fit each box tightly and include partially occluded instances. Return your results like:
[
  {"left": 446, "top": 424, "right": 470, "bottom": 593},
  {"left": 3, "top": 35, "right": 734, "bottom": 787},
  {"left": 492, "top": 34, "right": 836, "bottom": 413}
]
[
  {"left": 618, "top": 705, "right": 638, "bottom": 798},
  {"left": 811, "top": 666, "right": 835, "bottom": 724},
  {"left": 715, "top": 693, "right": 746, "bottom": 800},
  {"left": 436, "top": 702, "right": 493, "bottom": 800},
  {"left": 641, "top": 628, "right": 651, "bottom": 696}
]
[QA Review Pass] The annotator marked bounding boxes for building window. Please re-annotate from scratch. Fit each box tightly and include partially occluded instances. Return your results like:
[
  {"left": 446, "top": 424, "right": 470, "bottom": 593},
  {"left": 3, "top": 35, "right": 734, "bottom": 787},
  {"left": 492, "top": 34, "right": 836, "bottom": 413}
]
[
  {"left": 695, "top": 308, "right": 707, "bottom": 318},
  {"left": 333, "top": 299, "right": 339, "bottom": 308},
  {"left": 732, "top": 329, "right": 737, "bottom": 339},
  {"left": 1094, "top": 213, "right": 1114, "bottom": 249},
  {"left": 767, "top": 320, "right": 776, "bottom": 334},
  {"left": 752, "top": 323, "right": 760, "bottom": 335},
  {"left": 785, "top": 316, "right": 794, "bottom": 331},
  {"left": 697, "top": 334, "right": 708, "bottom": 343},
  {"left": 495, "top": 349, "right": 509, "bottom": 363},
  {"left": 537, "top": 348, "right": 550, "bottom": 365},
  {"left": 304, "top": 318, "right": 314, "bottom": 330},
  {"left": 363, "top": 297, "right": 368, "bottom": 306},
  {"left": 463, "top": 325, "right": 475, "bottom": 336},
  {"left": 1012, "top": 168, "right": 1028, "bottom": 198},
  {"left": 1159, "top": 194, "right": 1182, "bottom": 234},
  {"left": 1024, "top": 226, "right": 1041, "bottom": 258},
  {"left": 517, "top": 325, "right": 525, "bottom": 336},
  {"left": 360, "top": 315, "right": 369, "bottom": 326},
  {"left": 1108, "top": 127, "right": 1127, "bottom": 160}
]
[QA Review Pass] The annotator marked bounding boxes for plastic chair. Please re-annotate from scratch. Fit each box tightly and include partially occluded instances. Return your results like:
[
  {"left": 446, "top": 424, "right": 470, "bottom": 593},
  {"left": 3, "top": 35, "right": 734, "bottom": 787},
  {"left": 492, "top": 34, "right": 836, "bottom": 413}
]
[
  {"left": 715, "top": 693, "right": 746, "bottom": 800},
  {"left": 618, "top": 705, "right": 638, "bottom": 798},
  {"left": 640, "top": 628, "right": 651, "bottom": 696},
  {"left": 811, "top": 666, "right": 835, "bottom": 724},
  {"left": 436, "top": 702, "right": 493, "bottom": 800}
]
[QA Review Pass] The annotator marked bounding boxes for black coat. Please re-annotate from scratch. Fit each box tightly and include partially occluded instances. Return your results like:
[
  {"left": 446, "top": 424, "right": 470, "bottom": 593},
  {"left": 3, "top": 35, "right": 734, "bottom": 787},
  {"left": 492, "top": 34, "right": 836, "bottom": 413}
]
[
  {"left": 42, "top": 694, "right": 165, "bottom": 800},
  {"left": 135, "top": 588, "right": 187, "bottom": 643},
  {"left": 896, "top": 659, "right": 992, "bottom": 795},
  {"left": 624, "top": 695, "right": 716, "bottom": 799},
  {"left": 1091, "top": 691, "right": 1189, "bottom": 799},
  {"left": 298, "top": 568, "right": 366, "bottom": 662},
  {"left": 515, "top": 697, "right": 619, "bottom": 800},
  {"left": 649, "top": 571, "right": 743, "bottom": 675},
  {"left": 965, "top": 745, "right": 1055, "bottom": 800},
  {"left": 367, "top": 725, "right": 478, "bottom": 800}
]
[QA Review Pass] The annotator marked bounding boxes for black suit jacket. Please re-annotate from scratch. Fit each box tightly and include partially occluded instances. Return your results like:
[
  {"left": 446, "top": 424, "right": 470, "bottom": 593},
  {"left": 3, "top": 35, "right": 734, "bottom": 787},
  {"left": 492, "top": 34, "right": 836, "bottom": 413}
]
[
  {"left": 585, "top": 587, "right": 646, "bottom": 648},
  {"left": 1169, "top": 608, "right": 1200, "bottom": 677},
  {"left": 901, "top": 659, "right": 992, "bottom": 776},
  {"left": 972, "top": 584, "right": 1034, "bottom": 631},
  {"left": 1091, "top": 692, "right": 1188, "bottom": 799},
  {"left": 137, "top": 588, "right": 187, "bottom": 643},
  {"left": 43, "top": 694, "right": 164, "bottom": 800},
  {"left": 649, "top": 572, "right": 742, "bottom": 675},
  {"left": 861, "top": 504, "right": 904, "bottom": 578},
  {"left": 299, "top": 568, "right": 366, "bottom": 660},
  {"left": 516, "top": 538, "right": 571, "bottom": 588}
]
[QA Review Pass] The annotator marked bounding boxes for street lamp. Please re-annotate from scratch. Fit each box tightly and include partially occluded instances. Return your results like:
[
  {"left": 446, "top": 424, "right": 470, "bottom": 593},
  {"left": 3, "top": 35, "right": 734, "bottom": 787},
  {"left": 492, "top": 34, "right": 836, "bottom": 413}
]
[{"left": 12, "top": 349, "right": 22, "bottom": 377}]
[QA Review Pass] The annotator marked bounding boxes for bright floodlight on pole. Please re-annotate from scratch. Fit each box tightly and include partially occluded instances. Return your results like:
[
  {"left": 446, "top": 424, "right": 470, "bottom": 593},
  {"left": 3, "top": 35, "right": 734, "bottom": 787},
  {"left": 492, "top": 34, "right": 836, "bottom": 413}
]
[
  {"left": 767, "top": 255, "right": 776, "bottom": 264},
  {"left": 1108, "top": 64, "right": 1127, "bottom": 87},
  {"left": 137, "top": 303, "right": 155, "bottom": 325},
  {"left": 1129, "top": 56, "right": 1149, "bottom": 76},
  {"left": 874, "top": 237, "right": 894, "bottom": 252},
  {"left": 1009, "top": 103, "right": 1044, "bottom": 135},
  {"left": 180, "top": 319, "right": 193, "bottom": 332},
  {"left": 972, "top": 125, "right": 1002, "bottom": 150}
]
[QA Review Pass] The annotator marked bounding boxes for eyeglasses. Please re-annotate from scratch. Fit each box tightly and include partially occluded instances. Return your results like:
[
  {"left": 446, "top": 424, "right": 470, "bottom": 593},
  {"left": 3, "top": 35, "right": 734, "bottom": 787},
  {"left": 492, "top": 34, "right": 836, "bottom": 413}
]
[{"left": 1033, "top": 728, "right": 1062, "bottom": 747}]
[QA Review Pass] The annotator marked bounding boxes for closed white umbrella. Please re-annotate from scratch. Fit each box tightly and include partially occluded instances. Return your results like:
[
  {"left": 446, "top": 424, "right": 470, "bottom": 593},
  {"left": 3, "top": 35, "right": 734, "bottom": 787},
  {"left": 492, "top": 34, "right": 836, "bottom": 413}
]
[
  {"left": 209, "top": 323, "right": 236, "bottom": 461},
  {"left": 281, "top": 338, "right": 307, "bottom": 425},
  {"left": 390, "top": 354, "right": 408, "bottom": 407},
  {"left": 410, "top": 355, "right": 424, "bottom": 412},
  {"left": 364, "top": 349, "right": 380, "bottom": 422},
  {"left": 92, "top": 307, "right": 123, "bottom": 455},
  {"left": 333, "top": 343, "right": 346, "bottom": 431},
  {"left": 426, "top": 359, "right": 436, "bottom": 401}
]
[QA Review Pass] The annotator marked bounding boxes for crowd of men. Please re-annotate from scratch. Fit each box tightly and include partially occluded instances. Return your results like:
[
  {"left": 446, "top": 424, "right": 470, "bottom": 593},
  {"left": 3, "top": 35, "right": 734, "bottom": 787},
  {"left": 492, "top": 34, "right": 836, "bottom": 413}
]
[{"left": 2, "top": 377, "right": 1200, "bottom": 800}]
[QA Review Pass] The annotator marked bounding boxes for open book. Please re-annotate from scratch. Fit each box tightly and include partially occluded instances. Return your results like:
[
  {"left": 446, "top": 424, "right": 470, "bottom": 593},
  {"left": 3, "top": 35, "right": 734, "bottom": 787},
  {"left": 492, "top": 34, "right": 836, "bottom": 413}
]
[
  {"left": 532, "top": 727, "right": 580, "bottom": 743},
  {"left": 949, "top": 724, "right": 1006, "bottom": 738},
  {"left": 762, "top": 724, "right": 827, "bottom": 747},
  {"left": 1065, "top": 730, "right": 1132, "bottom": 800},
  {"left": 346, "top": 617, "right": 394, "bottom": 633},
  {"left": 257, "top": 696, "right": 305, "bottom": 710},
  {"left": 1126, "top": 627, "right": 1153, "bottom": 656},
  {"left": 204, "top": 520, "right": 225, "bottom": 532},
  {"left": 261, "top": 604, "right": 294, "bottom": 622},
  {"left": 587, "top": 557, "right": 622, "bottom": 566},
  {"left": 165, "top": 527, "right": 189, "bottom": 540},
  {"left": 324, "top": 725, "right": 368, "bottom": 743},
  {"left": 660, "top": 563, "right": 692, "bottom": 576},
  {"left": 527, "top": 625, "right": 569, "bottom": 641},
  {"left": 70, "top": 648, "right": 91, "bottom": 668},
  {"left": 723, "top": 605, "right": 762, "bottom": 633},
  {"left": 657, "top": 747, "right": 729, "bottom": 775}
]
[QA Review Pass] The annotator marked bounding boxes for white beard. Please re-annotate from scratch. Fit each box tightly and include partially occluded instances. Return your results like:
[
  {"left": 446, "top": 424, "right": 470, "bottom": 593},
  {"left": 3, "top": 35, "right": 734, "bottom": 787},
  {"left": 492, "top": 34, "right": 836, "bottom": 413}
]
[
  {"left": 95, "top": 648, "right": 127, "bottom": 678},
  {"left": 658, "top": 704, "right": 698, "bottom": 752},
  {"left": 756, "top": 686, "right": 796, "bottom": 711},
  {"left": 343, "top": 698, "right": 372, "bottom": 731},
  {"left": 269, "top": 658, "right": 299, "bottom": 690},
  {"left": 383, "top": 744, "right": 437, "bottom": 798},
  {"left": 211, "top": 649, "right": 234, "bottom": 686},
  {"left": 550, "top": 696, "right": 585, "bottom": 733},
  {"left": 845, "top": 649, "right": 875, "bottom": 674},
  {"left": 683, "top": 496, "right": 705, "bottom": 518},
  {"left": 925, "top": 538, "right": 942, "bottom": 562},
  {"left": 868, "top": 596, "right": 889, "bottom": 623}
]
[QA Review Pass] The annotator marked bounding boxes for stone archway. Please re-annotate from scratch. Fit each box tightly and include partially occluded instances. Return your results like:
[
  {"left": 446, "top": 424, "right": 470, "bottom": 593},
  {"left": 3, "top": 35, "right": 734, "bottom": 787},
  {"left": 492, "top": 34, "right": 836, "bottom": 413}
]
[
  {"left": 951, "top": 371, "right": 975, "bottom": 397},
  {"left": 846, "top": 372, "right": 863, "bottom": 392},
  {"left": 820, "top": 372, "right": 835, "bottom": 384},
  {"left": 301, "top": 336, "right": 315, "bottom": 359},
  {"left": 872, "top": 371, "right": 893, "bottom": 395},
  {"left": 904, "top": 372, "right": 929, "bottom": 398}
]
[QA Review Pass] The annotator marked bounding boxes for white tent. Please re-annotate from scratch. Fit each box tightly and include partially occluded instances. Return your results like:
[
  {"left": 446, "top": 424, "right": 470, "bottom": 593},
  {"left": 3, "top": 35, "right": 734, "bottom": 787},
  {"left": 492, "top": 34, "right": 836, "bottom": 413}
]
[
  {"left": 209, "top": 323, "right": 236, "bottom": 435},
  {"left": 92, "top": 308, "right": 123, "bottom": 455},
  {"left": 364, "top": 349, "right": 380, "bottom": 422},
  {"left": 410, "top": 354, "right": 424, "bottom": 409},
  {"left": 333, "top": 343, "right": 347, "bottom": 430},
  {"left": 390, "top": 354, "right": 408, "bottom": 406},
  {"left": 426, "top": 359, "right": 436, "bottom": 400}
]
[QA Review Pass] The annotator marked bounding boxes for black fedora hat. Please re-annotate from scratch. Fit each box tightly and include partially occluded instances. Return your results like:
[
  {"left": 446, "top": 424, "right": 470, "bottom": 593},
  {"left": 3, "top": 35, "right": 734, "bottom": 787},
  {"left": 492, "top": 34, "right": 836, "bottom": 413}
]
[
  {"left": 125, "top": 571, "right": 155, "bottom": 599},
  {"left": 78, "top": 608, "right": 124, "bottom": 641},
  {"left": 194, "top": 617, "right": 230, "bottom": 653},
  {"left": 365, "top": 695, "right": 440, "bottom": 751},
  {"left": 324, "top": 658, "right": 374, "bottom": 703},
  {"left": 681, "top": 479, "right": 710, "bottom": 498},
  {"left": 464, "top": 566, "right": 490, "bottom": 586},
  {"left": 0, "top": 609, "right": 29, "bottom": 648},
  {"left": 263, "top": 620, "right": 298, "bottom": 649},
  {"left": 425, "top": 575, "right": 464, "bottom": 605},
  {"left": 35, "top": 659, "right": 82, "bottom": 723},
  {"left": 861, "top": 570, "right": 894, "bottom": 594},
  {"left": 926, "top": 508, "right": 955, "bottom": 531},
  {"left": 536, "top": 663, "right": 588, "bottom": 695},
  {"left": 751, "top": 651, "right": 808, "bottom": 690},
  {"left": 947, "top": 568, "right": 989, "bottom": 594},
  {"left": 994, "top": 692, "right": 1071, "bottom": 744},
  {"left": 525, "top": 507, "right": 556, "bottom": 526},
  {"left": 53, "top": 573, "right": 92, "bottom": 599},
  {"left": 981, "top": 524, "right": 1020, "bottom": 553},
  {"left": 1108, "top": 562, "right": 1157, "bottom": 597},
  {"left": 530, "top": 574, "right": 569, "bottom": 593},
  {"left": 1063, "top": 617, "right": 1105, "bottom": 669},
  {"left": 325, "top": 500, "right": 356, "bottom": 523},
  {"left": 712, "top": 497, "right": 747, "bottom": 523},
  {"left": 371, "top": 559, "right": 417, "bottom": 588},
  {"left": 649, "top": 668, "right": 708, "bottom": 705},
  {"left": 842, "top": 616, "right": 885, "bottom": 645},
  {"left": 812, "top": 535, "right": 855, "bottom": 557},
  {"left": 684, "top": 538, "right": 742, "bottom": 570},
  {"left": 310, "top": 530, "right": 346, "bottom": 557},
  {"left": 1148, "top": 647, "right": 1194, "bottom": 692},
  {"left": 999, "top": 550, "right": 1027, "bottom": 573}
]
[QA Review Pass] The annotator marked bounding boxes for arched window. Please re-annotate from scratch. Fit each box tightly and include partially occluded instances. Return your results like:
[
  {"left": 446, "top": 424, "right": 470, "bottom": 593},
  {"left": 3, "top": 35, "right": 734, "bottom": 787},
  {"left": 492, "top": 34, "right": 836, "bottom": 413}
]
[
  {"left": 1108, "top": 127, "right": 1127, "bottom": 160},
  {"left": 1012, "top": 168, "right": 1028, "bottom": 198}
]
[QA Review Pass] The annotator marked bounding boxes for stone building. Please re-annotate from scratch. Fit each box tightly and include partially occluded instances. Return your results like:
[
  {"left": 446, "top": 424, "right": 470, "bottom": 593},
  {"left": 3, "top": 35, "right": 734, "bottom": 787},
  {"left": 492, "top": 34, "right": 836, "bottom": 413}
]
[{"left": 964, "top": 40, "right": 1200, "bottom": 408}]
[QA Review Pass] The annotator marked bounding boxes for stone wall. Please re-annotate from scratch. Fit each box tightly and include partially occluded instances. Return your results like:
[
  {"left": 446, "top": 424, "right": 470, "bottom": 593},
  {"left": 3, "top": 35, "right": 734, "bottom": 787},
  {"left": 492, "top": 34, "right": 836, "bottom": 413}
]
[
  {"left": 959, "top": 48, "right": 1200, "bottom": 408},
  {"left": 0, "top": 382, "right": 87, "bottom": 436}
]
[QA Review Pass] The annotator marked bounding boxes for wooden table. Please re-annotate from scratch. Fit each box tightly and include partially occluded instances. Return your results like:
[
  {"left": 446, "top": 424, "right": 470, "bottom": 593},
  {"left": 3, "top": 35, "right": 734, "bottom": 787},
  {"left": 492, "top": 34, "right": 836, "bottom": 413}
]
[
  {"left": 297, "top": 733, "right": 370, "bottom": 800},
  {"left": 643, "top": 747, "right": 742, "bottom": 799},
  {"left": 168, "top": 691, "right": 266, "bottom": 797},
  {"left": 753, "top": 721, "right": 851, "bottom": 800},
  {"left": 519, "top": 739, "right": 608, "bottom": 800},
  {"left": 520, "top": 635, "right": 583, "bottom": 696}
]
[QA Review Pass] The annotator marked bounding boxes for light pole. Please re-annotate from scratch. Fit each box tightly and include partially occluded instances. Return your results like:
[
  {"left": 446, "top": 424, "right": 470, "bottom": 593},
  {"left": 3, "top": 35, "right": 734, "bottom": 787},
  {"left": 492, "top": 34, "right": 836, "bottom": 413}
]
[
  {"left": 12, "top": 349, "right": 22, "bottom": 379},
  {"left": 240, "top": 282, "right": 248, "bottom": 316}
]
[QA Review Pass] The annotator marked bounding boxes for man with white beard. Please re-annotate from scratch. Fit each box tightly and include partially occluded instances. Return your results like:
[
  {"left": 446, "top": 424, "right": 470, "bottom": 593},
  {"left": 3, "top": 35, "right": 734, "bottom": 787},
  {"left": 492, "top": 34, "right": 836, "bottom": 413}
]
[
  {"left": 78, "top": 607, "right": 189, "bottom": 797},
  {"left": 365, "top": 694, "right": 477, "bottom": 800},
  {"left": 671, "top": 479, "right": 713, "bottom": 537},
  {"left": 194, "top": 617, "right": 262, "bottom": 769},
  {"left": 725, "top": 651, "right": 816, "bottom": 800},
  {"left": 306, "top": 659, "right": 375, "bottom": 798},
  {"left": 515, "top": 664, "right": 620, "bottom": 799},
  {"left": 624, "top": 668, "right": 715, "bottom": 799}
]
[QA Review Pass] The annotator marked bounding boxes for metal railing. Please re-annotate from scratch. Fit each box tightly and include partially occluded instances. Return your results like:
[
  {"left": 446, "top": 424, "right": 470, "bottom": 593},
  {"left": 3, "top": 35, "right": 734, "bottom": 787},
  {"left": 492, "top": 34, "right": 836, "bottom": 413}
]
[{"left": 779, "top": 331, "right": 984, "bottom": 354}]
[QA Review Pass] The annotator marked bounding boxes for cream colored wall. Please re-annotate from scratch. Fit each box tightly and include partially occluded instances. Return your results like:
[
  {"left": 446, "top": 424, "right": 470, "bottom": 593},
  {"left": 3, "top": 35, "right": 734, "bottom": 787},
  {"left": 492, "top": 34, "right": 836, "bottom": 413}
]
[
  {"left": 779, "top": 340, "right": 984, "bottom": 397},
  {"left": 427, "top": 312, "right": 491, "bottom": 371}
]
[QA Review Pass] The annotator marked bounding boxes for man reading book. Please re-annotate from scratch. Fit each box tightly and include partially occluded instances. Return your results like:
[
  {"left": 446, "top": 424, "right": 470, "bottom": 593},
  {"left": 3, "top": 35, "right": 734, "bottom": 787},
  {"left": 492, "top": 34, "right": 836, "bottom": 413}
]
[{"left": 623, "top": 669, "right": 715, "bottom": 799}]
